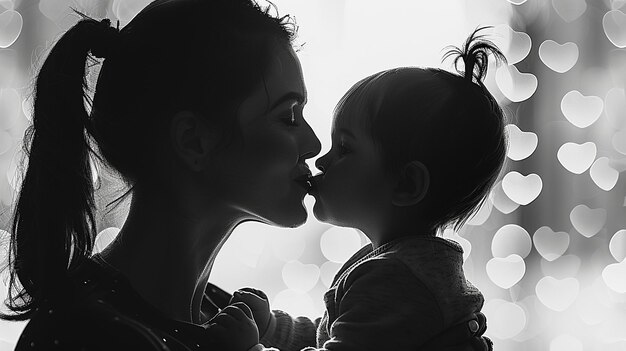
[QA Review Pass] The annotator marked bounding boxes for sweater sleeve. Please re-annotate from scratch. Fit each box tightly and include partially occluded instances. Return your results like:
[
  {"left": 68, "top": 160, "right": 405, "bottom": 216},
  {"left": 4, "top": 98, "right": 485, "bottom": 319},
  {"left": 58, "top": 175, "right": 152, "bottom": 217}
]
[
  {"left": 260, "top": 309, "right": 319, "bottom": 351},
  {"left": 311, "top": 258, "right": 444, "bottom": 351}
]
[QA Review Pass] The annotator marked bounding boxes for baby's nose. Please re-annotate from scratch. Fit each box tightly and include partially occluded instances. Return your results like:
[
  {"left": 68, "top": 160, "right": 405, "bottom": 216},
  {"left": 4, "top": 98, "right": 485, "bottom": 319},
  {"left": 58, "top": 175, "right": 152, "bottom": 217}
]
[{"left": 315, "top": 154, "right": 329, "bottom": 173}]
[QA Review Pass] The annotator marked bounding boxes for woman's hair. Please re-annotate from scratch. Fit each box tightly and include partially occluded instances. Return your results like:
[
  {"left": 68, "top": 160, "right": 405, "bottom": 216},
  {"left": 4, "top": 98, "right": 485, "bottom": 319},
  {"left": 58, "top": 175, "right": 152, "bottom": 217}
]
[
  {"left": 335, "top": 27, "right": 508, "bottom": 233},
  {"left": 2, "top": 0, "right": 296, "bottom": 321}
]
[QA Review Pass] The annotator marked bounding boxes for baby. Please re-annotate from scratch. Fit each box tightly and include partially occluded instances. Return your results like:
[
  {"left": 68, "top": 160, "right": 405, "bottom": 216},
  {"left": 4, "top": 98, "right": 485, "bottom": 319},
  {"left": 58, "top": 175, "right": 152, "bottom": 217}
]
[{"left": 213, "top": 27, "right": 505, "bottom": 351}]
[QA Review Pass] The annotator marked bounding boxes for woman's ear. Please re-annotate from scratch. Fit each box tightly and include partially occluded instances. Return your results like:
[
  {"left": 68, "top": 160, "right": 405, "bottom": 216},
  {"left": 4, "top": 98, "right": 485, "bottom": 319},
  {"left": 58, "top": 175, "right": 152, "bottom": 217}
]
[
  {"left": 170, "top": 110, "right": 216, "bottom": 171},
  {"left": 392, "top": 160, "right": 430, "bottom": 207}
]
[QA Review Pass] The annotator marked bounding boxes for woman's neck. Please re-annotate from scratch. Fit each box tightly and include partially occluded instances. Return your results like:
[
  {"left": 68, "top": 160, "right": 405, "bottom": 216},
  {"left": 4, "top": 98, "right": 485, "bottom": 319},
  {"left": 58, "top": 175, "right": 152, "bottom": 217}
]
[{"left": 98, "top": 186, "right": 240, "bottom": 325}]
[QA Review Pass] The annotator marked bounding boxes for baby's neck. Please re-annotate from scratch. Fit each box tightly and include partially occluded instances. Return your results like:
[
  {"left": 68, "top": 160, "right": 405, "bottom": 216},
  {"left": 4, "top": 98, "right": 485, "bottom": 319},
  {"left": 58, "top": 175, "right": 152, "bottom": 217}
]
[{"left": 368, "top": 227, "right": 436, "bottom": 249}]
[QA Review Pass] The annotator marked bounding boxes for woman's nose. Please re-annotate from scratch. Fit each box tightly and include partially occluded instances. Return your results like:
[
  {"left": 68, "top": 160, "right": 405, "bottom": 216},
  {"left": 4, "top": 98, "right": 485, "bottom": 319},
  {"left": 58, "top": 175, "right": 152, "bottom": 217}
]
[{"left": 299, "top": 119, "right": 322, "bottom": 160}]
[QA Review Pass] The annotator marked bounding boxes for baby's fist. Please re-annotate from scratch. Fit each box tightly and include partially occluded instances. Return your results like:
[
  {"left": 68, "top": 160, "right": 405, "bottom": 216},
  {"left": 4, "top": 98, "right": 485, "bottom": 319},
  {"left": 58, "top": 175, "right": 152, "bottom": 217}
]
[
  {"left": 208, "top": 302, "right": 259, "bottom": 351},
  {"left": 230, "top": 288, "right": 271, "bottom": 337}
]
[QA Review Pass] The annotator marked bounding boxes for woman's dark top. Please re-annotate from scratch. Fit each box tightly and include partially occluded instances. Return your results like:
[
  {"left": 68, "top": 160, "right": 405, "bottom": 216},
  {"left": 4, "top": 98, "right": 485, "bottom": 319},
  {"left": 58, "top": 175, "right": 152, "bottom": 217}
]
[{"left": 14, "top": 257, "right": 232, "bottom": 350}]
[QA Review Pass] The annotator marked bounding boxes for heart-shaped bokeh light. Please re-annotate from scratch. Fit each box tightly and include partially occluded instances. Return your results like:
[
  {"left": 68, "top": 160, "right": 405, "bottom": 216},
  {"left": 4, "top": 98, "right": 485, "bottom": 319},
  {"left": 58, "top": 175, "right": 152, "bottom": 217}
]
[
  {"left": 486, "top": 254, "right": 526, "bottom": 289},
  {"left": 560, "top": 91, "right": 603, "bottom": 128},
  {"left": 282, "top": 260, "right": 320, "bottom": 293},
  {"left": 502, "top": 171, "right": 542, "bottom": 205},
  {"left": 495, "top": 65, "right": 538, "bottom": 102},
  {"left": 557, "top": 142, "right": 597, "bottom": 174},
  {"left": 612, "top": 131, "right": 626, "bottom": 155},
  {"left": 611, "top": 0, "right": 626, "bottom": 11},
  {"left": 533, "top": 226, "right": 570, "bottom": 261},
  {"left": 483, "top": 299, "right": 527, "bottom": 339},
  {"left": 603, "top": 10, "right": 626, "bottom": 48},
  {"left": 535, "top": 276, "right": 579, "bottom": 311},
  {"left": 0, "top": 9, "right": 22, "bottom": 48},
  {"left": 602, "top": 260, "right": 626, "bottom": 293},
  {"left": 609, "top": 229, "right": 626, "bottom": 262},
  {"left": 38, "top": 0, "right": 71, "bottom": 22},
  {"left": 569, "top": 204, "right": 607, "bottom": 238},
  {"left": 491, "top": 180, "right": 520, "bottom": 214},
  {"left": 492, "top": 24, "right": 531, "bottom": 65},
  {"left": 538, "top": 40, "right": 579, "bottom": 73},
  {"left": 492, "top": 224, "right": 532, "bottom": 258},
  {"left": 506, "top": 124, "right": 538, "bottom": 161},
  {"left": 320, "top": 227, "right": 362, "bottom": 263},
  {"left": 590, "top": 157, "right": 619, "bottom": 191},
  {"left": 0, "top": 0, "right": 14, "bottom": 11},
  {"left": 552, "top": 0, "right": 587, "bottom": 23}
]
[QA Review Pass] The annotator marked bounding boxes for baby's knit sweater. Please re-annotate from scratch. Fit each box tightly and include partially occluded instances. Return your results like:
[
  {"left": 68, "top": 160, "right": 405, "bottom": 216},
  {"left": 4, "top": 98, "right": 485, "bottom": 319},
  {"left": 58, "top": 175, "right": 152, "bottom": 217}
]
[{"left": 260, "top": 235, "right": 484, "bottom": 351}]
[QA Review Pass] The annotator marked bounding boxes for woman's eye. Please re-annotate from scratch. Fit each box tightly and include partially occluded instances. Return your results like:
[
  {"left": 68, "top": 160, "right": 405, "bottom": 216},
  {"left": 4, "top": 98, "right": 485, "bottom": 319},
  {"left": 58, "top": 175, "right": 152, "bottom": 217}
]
[{"left": 281, "top": 113, "right": 298, "bottom": 127}]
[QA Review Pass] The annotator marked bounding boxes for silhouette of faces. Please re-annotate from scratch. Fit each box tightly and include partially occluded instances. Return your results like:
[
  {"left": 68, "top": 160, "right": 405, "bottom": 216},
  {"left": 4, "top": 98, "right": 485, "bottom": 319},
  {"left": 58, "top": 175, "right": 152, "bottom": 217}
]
[{"left": 213, "top": 45, "right": 321, "bottom": 227}]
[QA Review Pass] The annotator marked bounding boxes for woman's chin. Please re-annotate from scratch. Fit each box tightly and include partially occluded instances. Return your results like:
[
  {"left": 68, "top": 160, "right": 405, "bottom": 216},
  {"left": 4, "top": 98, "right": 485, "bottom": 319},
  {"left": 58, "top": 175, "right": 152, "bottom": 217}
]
[{"left": 265, "top": 203, "right": 309, "bottom": 228}]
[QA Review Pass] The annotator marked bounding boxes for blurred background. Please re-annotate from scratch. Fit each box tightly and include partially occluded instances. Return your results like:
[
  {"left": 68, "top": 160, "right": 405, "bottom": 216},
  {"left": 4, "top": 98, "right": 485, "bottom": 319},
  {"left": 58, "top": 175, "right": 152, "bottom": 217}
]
[{"left": 1, "top": 0, "right": 626, "bottom": 350}]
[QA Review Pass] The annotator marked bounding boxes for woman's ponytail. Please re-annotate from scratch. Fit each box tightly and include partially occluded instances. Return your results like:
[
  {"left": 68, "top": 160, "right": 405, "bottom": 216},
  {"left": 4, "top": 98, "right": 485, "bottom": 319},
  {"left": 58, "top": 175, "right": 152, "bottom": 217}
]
[{"left": 2, "top": 16, "right": 118, "bottom": 320}]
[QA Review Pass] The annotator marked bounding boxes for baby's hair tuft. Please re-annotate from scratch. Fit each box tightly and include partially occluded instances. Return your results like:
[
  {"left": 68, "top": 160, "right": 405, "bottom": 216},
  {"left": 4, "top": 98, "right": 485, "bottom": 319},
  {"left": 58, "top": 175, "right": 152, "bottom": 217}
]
[{"left": 442, "top": 26, "right": 507, "bottom": 84}]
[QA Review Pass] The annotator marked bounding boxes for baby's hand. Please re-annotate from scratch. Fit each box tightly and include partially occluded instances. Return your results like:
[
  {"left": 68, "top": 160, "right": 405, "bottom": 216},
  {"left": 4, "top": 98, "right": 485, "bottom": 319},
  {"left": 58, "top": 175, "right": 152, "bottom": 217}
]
[
  {"left": 230, "top": 288, "right": 271, "bottom": 337},
  {"left": 207, "top": 302, "right": 259, "bottom": 351}
]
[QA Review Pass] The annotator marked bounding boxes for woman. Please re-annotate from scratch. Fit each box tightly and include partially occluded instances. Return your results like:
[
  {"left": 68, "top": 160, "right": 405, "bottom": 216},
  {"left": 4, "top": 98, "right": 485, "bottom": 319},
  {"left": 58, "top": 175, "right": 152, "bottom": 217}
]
[{"left": 1, "top": 0, "right": 490, "bottom": 350}]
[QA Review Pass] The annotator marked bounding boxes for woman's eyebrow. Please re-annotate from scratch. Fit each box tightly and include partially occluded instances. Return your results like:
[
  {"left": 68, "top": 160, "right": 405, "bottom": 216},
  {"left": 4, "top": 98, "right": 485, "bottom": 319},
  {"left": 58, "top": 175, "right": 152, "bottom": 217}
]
[{"left": 269, "top": 92, "right": 305, "bottom": 111}]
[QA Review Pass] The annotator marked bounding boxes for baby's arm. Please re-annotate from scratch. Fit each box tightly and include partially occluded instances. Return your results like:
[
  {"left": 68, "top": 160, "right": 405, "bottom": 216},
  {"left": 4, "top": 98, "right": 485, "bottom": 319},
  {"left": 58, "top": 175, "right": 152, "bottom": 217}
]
[
  {"left": 230, "top": 288, "right": 318, "bottom": 351},
  {"left": 206, "top": 302, "right": 261, "bottom": 351}
]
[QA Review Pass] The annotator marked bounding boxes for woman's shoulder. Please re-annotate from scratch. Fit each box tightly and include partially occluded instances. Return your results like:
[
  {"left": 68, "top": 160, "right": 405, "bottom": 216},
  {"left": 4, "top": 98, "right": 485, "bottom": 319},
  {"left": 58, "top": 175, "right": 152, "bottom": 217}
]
[
  {"left": 15, "top": 295, "right": 168, "bottom": 350},
  {"left": 14, "top": 259, "right": 171, "bottom": 350}
]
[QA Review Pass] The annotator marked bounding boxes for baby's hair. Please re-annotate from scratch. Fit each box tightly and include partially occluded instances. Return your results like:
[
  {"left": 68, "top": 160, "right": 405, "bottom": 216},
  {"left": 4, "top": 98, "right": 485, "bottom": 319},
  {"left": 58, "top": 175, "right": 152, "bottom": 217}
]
[
  {"left": 442, "top": 26, "right": 507, "bottom": 84},
  {"left": 334, "top": 27, "right": 508, "bottom": 233}
]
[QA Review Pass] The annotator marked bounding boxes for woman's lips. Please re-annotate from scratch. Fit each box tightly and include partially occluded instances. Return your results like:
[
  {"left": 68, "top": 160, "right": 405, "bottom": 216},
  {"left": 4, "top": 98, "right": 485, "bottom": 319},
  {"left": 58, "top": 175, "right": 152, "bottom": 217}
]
[
  {"left": 308, "top": 173, "right": 323, "bottom": 195},
  {"left": 294, "top": 173, "right": 313, "bottom": 191},
  {"left": 294, "top": 178, "right": 311, "bottom": 191}
]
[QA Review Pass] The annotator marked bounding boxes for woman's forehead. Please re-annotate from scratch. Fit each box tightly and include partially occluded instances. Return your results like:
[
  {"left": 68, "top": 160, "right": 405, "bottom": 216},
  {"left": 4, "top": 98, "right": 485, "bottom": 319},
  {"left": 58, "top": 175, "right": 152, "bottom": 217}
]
[
  {"left": 263, "top": 47, "right": 306, "bottom": 106},
  {"left": 237, "top": 47, "right": 306, "bottom": 122}
]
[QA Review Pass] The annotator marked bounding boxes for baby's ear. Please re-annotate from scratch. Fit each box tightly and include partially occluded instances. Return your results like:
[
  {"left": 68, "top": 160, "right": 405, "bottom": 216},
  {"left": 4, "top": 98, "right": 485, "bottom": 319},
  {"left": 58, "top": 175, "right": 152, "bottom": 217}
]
[{"left": 391, "top": 160, "right": 429, "bottom": 207}]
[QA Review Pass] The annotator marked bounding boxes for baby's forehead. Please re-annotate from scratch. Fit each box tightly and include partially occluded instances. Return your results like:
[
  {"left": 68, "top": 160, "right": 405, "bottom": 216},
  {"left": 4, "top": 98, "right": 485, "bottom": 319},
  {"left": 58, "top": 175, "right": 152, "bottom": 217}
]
[
  {"left": 331, "top": 107, "right": 362, "bottom": 130},
  {"left": 330, "top": 110, "right": 374, "bottom": 140}
]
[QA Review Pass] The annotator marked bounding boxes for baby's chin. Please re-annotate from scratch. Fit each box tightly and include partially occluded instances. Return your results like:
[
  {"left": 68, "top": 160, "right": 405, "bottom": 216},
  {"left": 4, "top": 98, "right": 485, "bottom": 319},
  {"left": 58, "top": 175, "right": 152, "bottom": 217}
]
[
  {"left": 311, "top": 199, "right": 328, "bottom": 222},
  {"left": 312, "top": 199, "right": 342, "bottom": 226}
]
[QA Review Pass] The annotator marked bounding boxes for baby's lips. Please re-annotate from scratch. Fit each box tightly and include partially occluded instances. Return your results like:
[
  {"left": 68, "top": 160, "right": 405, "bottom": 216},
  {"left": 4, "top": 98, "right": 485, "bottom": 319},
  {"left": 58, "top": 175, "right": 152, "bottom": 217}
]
[{"left": 307, "top": 174, "right": 325, "bottom": 195}]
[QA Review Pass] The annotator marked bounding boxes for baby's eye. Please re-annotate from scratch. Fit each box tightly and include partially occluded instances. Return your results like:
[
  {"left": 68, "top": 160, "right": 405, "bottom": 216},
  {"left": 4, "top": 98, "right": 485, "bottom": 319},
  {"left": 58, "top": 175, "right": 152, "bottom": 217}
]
[{"left": 338, "top": 141, "right": 350, "bottom": 155}]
